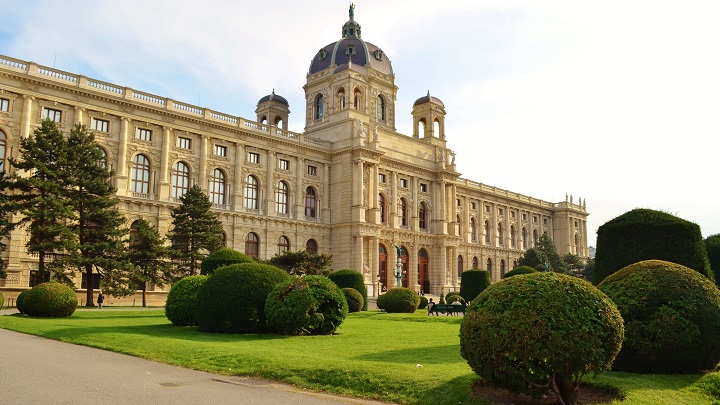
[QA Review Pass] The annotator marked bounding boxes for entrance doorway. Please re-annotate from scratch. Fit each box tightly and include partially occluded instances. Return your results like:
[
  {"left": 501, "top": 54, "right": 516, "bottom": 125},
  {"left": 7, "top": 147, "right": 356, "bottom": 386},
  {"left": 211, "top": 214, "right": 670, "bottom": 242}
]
[
  {"left": 418, "top": 248, "right": 429, "bottom": 293},
  {"left": 378, "top": 244, "right": 388, "bottom": 290}
]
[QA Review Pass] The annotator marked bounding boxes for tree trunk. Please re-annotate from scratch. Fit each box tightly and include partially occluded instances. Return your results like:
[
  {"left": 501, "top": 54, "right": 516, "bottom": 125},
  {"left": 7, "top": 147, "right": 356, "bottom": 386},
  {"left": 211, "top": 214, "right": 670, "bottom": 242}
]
[
  {"left": 142, "top": 285, "right": 147, "bottom": 307},
  {"left": 85, "top": 264, "right": 95, "bottom": 306},
  {"left": 554, "top": 373, "right": 579, "bottom": 405}
]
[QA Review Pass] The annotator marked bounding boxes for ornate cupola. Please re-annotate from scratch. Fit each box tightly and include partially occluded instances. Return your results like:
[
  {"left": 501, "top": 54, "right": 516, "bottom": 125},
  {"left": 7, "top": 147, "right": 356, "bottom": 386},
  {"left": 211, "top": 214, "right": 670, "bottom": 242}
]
[
  {"left": 342, "top": 3, "right": 361, "bottom": 38},
  {"left": 412, "top": 91, "right": 446, "bottom": 145},
  {"left": 256, "top": 89, "right": 290, "bottom": 130}
]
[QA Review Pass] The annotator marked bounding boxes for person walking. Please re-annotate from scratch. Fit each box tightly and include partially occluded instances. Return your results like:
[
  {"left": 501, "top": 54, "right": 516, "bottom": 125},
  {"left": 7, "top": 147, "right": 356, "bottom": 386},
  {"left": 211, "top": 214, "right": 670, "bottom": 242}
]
[{"left": 97, "top": 292, "right": 104, "bottom": 309}]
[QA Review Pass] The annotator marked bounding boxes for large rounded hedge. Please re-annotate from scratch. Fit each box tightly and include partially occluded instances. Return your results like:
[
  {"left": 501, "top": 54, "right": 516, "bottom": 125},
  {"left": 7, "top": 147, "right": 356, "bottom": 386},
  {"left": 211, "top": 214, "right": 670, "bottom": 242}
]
[
  {"left": 459, "top": 269, "right": 491, "bottom": 301},
  {"left": 328, "top": 269, "right": 368, "bottom": 310},
  {"left": 265, "top": 275, "right": 348, "bottom": 335},
  {"left": 196, "top": 263, "right": 290, "bottom": 333},
  {"left": 706, "top": 234, "right": 720, "bottom": 287},
  {"left": 23, "top": 281, "right": 78, "bottom": 318},
  {"left": 16, "top": 290, "right": 29, "bottom": 314},
  {"left": 376, "top": 287, "right": 420, "bottom": 313},
  {"left": 594, "top": 209, "right": 713, "bottom": 284},
  {"left": 165, "top": 275, "right": 207, "bottom": 326},
  {"left": 598, "top": 260, "right": 720, "bottom": 373},
  {"left": 341, "top": 287, "right": 363, "bottom": 313},
  {"left": 200, "top": 248, "right": 253, "bottom": 275},
  {"left": 460, "top": 272, "right": 623, "bottom": 405},
  {"left": 502, "top": 265, "right": 538, "bottom": 279}
]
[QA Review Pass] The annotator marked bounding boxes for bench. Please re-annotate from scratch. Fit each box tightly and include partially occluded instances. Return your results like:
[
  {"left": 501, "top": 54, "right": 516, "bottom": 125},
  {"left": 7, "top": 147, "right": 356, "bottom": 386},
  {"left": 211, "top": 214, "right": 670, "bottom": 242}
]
[{"left": 428, "top": 303, "right": 466, "bottom": 316}]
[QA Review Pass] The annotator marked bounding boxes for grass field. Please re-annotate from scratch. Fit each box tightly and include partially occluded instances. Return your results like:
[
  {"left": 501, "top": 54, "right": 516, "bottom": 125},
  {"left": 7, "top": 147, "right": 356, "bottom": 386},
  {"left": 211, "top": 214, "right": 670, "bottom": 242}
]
[{"left": 0, "top": 309, "right": 718, "bottom": 405}]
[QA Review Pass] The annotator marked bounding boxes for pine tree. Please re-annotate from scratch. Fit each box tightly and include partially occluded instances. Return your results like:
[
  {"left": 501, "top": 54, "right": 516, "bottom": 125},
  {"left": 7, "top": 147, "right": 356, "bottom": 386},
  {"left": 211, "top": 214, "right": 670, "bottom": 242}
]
[
  {"left": 65, "top": 124, "right": 130, "bottom": 305},
  {"left": 169, "top": 185, "right": 224, "bottom": 278},
  {"left": 535, "top": 232, "right": 566, "bottom": 273},
  {"left": 517, "top": 247, "right": 549, "bottom": 271},
  {"left": 7, "top": 119, "right": 77, "bottom": 280},
  {"left": 0, "top": 173, "right": 15, "bottom": 278},
  {"left": 127, "top": 218, "right": 172, "bottom": 307}
]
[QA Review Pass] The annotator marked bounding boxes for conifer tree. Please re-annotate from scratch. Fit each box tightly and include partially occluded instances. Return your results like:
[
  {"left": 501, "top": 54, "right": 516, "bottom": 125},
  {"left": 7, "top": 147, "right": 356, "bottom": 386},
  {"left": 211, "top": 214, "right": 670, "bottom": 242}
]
[
  {"left": 65, "top": 124, "right": 130, "bottom": 305},
  {"left": 127, "top": 218, "right": 172, "bottom": 307},
  {"left": 169, "top": 185, "right": 224, "bottom": 278},
  {"left": 0, "top": 173, "right": 14, "bottom": 278},
  {"left": 535, "top": 232, "right": 566, "bottom": 273}
]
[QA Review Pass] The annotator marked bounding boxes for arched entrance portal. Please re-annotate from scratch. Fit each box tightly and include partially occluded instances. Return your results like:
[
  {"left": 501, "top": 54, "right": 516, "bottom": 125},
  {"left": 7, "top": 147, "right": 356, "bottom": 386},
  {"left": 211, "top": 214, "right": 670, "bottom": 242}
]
[
  {"left": 418, "top": 248, "right": 430, "bottom": 293},
  {"left": 378, "top": 244, "right": 388, "bottom": 289},
  {"left": 400, "top": 246, "right": 409, "bottom": 288}
]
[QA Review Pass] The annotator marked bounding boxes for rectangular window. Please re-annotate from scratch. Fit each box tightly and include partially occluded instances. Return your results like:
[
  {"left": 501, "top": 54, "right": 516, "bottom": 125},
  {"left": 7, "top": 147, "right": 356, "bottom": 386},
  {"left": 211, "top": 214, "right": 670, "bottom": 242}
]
[
  {"left": 511, "top": 211, "right": 516, "bottom": 218},
  {"left": 485, "top": 205, "right": 490, "bottom": 213},
  {"left": 176, "top": 136, "right": 191, "bottom": 149},
  {"left": 92, "top": 118, "right": 109, "bottom": 132},
  {"left": 44, "top": 108, "right": 62, "bottom": 122},
  {"left": 471, "top": 202, "right": 476, "bottom": 210},
  {"left": 575, "top": 221, "right": 579, "bottom": 227},
  {"left": 498, "top": 208, "right": 504, "bottom": 216},
  {"left": 457, "top": 199, "right": 461, "bottom": 206},
  {"left": 247, "top": 151, "right": 260, "bottom": 164},
  {"left": 533, "top": 216, "right": 538, "bottom": 223},
  {"left": 278, "top": 158, "right": 290, "bottom": 170},
  {"left": 544, "top": 218, "right": 548, "bottom": 225},
  {"left": 214, "top": 145, "right": 227, "bottom": 157},
  {"left": 400, "top": 178, "right": 408, "bottom": 188},
  {"left": 379, "top": 173, "right": 386, "bottom": 183},
  {"left": 420, "top": 183, "right": 427, "bottom": 192},
  {"left": 522, "top": 213, "right": 527, "bottom": 221},
  {"left": 136, "top": 128, "right": 152, "bottom": 141},
  {"left": 307, "top": 165, "right": 317, "bottom": 176},
  {"left": 0, "top": 98, "right": 9, "bottom": 112}
]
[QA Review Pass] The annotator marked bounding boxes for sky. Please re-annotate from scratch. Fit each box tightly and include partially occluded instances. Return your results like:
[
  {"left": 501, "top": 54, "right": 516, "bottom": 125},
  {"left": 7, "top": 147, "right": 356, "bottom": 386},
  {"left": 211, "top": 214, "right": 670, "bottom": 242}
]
[{"left": 1, "top": 0, "right": 718, "bottom": 248}]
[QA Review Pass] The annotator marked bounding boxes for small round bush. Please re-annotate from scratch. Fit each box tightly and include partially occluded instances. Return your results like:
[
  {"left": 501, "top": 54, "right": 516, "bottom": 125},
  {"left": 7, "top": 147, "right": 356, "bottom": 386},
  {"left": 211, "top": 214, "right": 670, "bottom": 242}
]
[
  {"left": 445, "top": 292, "right": 466, "bottom": 304},
  {"left": 328, "top": 269, "right": 368, "bottom": 310},
  {"left": 23, "top": 281, "right": 78, "bottom": 318},
  {"left": 165, "top": 275, "right": 207, "bottom": 326},
  {"left": 460, "top": 272, "right": 623, "bottom": 405},
  {"left": 503, "top": 265, "right": 538, "bottom": 279},
  {"left": 200, "top": 248, "right": 252, "bottom": 275},
  {"left": 459, "top": 269, "right": 491, "bottom": 301},
  {"left": 418, "top": 295, "right": 428, "bottom": 310},
  {"left": 341, "top": 287, "right": 363, "bottom": 313},
  {"left": 376, "top": 287, "right": 419, "bottom": 313},
  {"left": 16, "top": 290, "right": 29, "bottom": 314},
  {"left": 598, "top": 260, "right": 720, "bottom": 373},
  {"left": 196, "top": 263, "right": 290, "bottom": 333},
  {"left": 266, "top": 275, "right": 348, "bottom": 335}
]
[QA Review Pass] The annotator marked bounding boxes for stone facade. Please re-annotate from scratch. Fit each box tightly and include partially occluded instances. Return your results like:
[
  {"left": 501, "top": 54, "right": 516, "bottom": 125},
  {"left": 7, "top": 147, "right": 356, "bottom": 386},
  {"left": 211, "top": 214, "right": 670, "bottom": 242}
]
[{"left": 0, "top": 11, "right": 588, "bottom": 304}]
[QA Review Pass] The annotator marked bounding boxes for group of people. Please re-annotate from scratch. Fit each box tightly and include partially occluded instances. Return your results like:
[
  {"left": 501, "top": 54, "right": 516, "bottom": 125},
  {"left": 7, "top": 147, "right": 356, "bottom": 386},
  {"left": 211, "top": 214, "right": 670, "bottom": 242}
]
[{"left": 426, "top": 296, "right": 466, "bottom": 316}]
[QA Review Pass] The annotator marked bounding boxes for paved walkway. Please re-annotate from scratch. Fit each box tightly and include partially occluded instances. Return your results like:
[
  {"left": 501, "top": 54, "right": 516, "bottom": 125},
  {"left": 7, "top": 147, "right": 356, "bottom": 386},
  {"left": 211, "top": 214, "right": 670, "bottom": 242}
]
[{"left": 0, "top": 309, "right": 393, "bottom": 405}]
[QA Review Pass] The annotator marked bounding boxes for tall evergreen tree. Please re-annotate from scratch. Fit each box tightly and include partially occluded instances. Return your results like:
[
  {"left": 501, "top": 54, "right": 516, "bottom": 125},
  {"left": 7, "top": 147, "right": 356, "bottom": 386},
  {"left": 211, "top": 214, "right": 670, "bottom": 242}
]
[
  {"left": 0, "top": 173, "right": 15, "bottom": 278},
  {"left": 517, "top": 247, "right": 549, "bottom": 271},
  {"left": 7, "top": 119, "right": 77, "bottom": 280},
  {"left": 127, "top": 218, "right": 172, "bottom": 307},
  {"left": 535, "top": 232, "right": 566, "bottom": 273},
  {"left": 169, "top": 185, "right": 224, "bottom": 278},
  {"left": 65, "top": 124, "right": 130, "bottom": 305}
]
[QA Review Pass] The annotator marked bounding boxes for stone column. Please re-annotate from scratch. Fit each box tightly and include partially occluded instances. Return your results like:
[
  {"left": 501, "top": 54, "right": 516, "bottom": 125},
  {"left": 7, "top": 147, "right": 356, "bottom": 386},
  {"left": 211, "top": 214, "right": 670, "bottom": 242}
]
[
  {"left": 409, "top": 245, "right": 418, "bottom": 292},
  {"left": 451, "top": 245, "right": 459, "bottom": 287},
  {"left": 295, "top": 157, "right": 304, "bottom": 218},
  {"left": 437, "top": 244, "right": 447, "bottom": 293},
  {"left": 74, "top": 106, "right": 84, "bottom": 125},
  {"left": 411, "top": 176, "right": 418, "bottom": 231},
  {"left": 355, "top": 160, "right": 364, "bottom": 206},
  {"left": 355, "top": 235, "right": 364, "bottom": 276},
  {"left": 265, "top": 151, "right": 275, "bottom": 215},
  {"left": 233, "top": 143, "right": 245, "bottom": 210},
  {"left": 20, "top": 95, "right": 33, "bottom": 139},
  {"left": 391, "top": 171, "right": 398, "bottom": 227},
  {"left": 115, "top": 117, "right": 130, "bottom": 194},
  {"left": 371, "top": 236, "right": 379, "bottom": 297},
  {"left": 157, "top": 127, "right": 171, "bottom": 200},
  {"left": 322, "top": 163, "right": 330, "bottom": 222},
  {"left": 199, "top": 135, "right": 208, "bottom": 191}
]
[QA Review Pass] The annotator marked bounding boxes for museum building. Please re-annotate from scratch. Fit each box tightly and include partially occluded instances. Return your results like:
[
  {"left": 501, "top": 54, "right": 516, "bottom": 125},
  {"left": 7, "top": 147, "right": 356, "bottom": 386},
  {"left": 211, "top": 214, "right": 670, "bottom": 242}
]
[{"left": 0, "top": 9, "right": 588, "bottom": 303}]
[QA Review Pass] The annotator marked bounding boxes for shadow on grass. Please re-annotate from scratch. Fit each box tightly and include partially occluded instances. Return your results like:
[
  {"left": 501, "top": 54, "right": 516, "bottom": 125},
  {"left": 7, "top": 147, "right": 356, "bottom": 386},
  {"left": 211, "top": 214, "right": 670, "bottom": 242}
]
[{"left": 357, "top": 344, "right": 462, "bottom": 365}]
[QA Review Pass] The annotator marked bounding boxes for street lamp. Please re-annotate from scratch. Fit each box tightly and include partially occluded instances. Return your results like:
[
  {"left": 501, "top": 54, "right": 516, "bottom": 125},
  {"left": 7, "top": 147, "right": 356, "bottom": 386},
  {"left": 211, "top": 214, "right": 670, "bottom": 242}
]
[{"left": 393, "top": 245, "right": 406, "bottom": 287}]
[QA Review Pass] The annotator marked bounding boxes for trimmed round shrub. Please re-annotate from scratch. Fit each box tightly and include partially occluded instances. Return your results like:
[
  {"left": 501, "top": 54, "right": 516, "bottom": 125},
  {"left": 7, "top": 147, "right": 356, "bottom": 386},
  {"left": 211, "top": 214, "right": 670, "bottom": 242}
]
[
  {"left": 196, "top": 263, "right": 290, "bottom": 333},
  {"left": 598, "top": 260, "right": 720, "bottom": 373},
  {"left": 200, "top": 248, "right": 252, "bottom": 275},
  {"left": 706, "top": 234, "right": 720, "bottom": 287},
  {"left": 418, "top": 295, "right": 428, "bottom": 310},
  {"left": 23, "top": 281, "right": 78, "bottom": 318},
  {"left": 265, "top": 275, "right": 348, "bottom": 335},
  {"left": 459, "top": 269, "right": 491, "bottom": 301},
  {"left": 503, "top": 265, "right": 538, "bottom": 279},
  {"left": 376, "top": 287, "right": 419, "bottom": 313},
  {"left": 445, "top": 292, "right": 466, "bottom": 304},
  {"left": 165, "top": 275, "right": 207, "bottom": 326},
  {"left": 594, "top": 209, "right": 713, "bottom": 284},
  {"left": 341, "top": 287, "right": 363, "bottom": 313},
  {"left": 328, "top": 269, "right": 368, "bottom": 310},
  {"left": 460, "top": 272, "right": 623, "bottom": 405},
  {"left": 16, "top": 290, "right": 29, "bottom": 314}
]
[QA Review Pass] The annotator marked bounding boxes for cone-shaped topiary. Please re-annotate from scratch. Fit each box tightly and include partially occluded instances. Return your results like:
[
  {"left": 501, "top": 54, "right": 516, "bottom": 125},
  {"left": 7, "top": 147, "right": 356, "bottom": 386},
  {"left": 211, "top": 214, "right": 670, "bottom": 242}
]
[
  {"left": 459, "top": 269, "right": 491, "bottom": 301},
  {"left": 418, "top": 295, "right": 428, "bottom": 310},
  {"left": 461, "top": 272, "right": 624, "bottom": 405},
  {"left": 165, "top": 275, "right": 207, "bottom": 326},
  {"left": 341, "top": 287, "right": 363, "bottom": 313},
  {"left": 16, "top": 290, "right": 29, "bottom": 314},
  {"left": 594, "top": 208, "right": 713, "bottom": 284},
  {"left": 265, "top": 275, "right": 348, "bottom": 335},
  {"left": 502, "top": 265, "right": 538, "bottom": 279},
  {"left": 376, "top": 287, "right": 419, "bottom": 313},
  {"left": 200, "top": 248, "right": 253, "bottom": 275},
  {"left": 23, "top": 281, "right": 78, "bottom": 318},
  {"left": 328, "top": 269, "right": 368, "bottom": 310},
  {"left": 706, "top": 234, "right": 720, "bottom": 287},
  {"left": 598, "top": 260, "right": 720, "bottom": 373},
  {"left": 196, "top": 263, "right": 290, "bottom": 333}
]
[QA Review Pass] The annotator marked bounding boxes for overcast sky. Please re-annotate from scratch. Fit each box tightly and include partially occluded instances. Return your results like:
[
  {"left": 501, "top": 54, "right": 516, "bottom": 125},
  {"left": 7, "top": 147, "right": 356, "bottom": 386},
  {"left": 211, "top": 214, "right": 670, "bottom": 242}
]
[{"left": 1, "top": 0, "right": 718, "bottom": 247}]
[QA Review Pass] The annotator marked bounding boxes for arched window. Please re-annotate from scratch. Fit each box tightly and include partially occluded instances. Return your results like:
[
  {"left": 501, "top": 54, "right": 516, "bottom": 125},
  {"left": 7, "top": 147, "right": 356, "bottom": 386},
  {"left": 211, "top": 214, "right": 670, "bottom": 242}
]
[
  {"left": 513, "top": 260, "right": 518, "bottom": 268},
  {"left": 484, "top": 221, "right": 490, "bottom": 244},
  {"left": 220, "top": 231, "right": 227, "bottom": 247},
  {"left": 0, "top": 130, "right": 6, "bottom": 172},
  {"left": 315, "top": 94, "right": 324, "bottom": 120},
  {"left": 274, "top": 116, "right": 283, "bottom": 128},
  {"left": 457, "top": 255, "right": 463, "bottom": 277},
  {"left": 129, "top": 220, "right": 140, "bottom": 245},
  {"left": 305, "top": 186, "right": 317, "bottom": 217},
  {"left": 522, "top": 227, "right": 527, "bottom": 249},
  {"left": 171, "top": 161, "right": 190, "bottom": 199},
  {"left": 433, "top": 119, "right": 441, "bottom": 138},
  {"left": 400, "top": 198, "right": 409, "bottom": 226},
  {"left": 337, "top": 88, "right": 346, "bottom": 110},
  {"left": 510, "top": 225, "right": 516, "bottom": 248},
  {"left": 486, "top": 258, "right": 492, "bottom": 272},
  {"left": 533, "top": 229, "right": 539, "bottom": 245},
  {"left": 277, "top": 236, "right": 290, "bottom": 254},
  {"left": 276, "top": 181, "right": 289, "bottom": 214},
  {"left": 306, "top": 239, "right": 318, "bottom": 254},
  {"left": 353, "top": 88, "right": 362, "bottom": 110},
  {"left": 130, "top": 154, "right": 150, "bottom": 194},
  {"left": 245, "top": 232, "right": 259, "bottom": 258},
  {"left": 97, "top": 147, "right": 108, "bottom": 169},
  {"left": 498, "top": 223, "right": 504, "bottom": 245},
  {"left": 377, "top": 95, "right": 385, "bottom": 121},
  {"left": 470, "top": 218, "right": 477, "bottom": 242},
  {"left": 244, "top": 175, "right": 259, "bottom": 209},
  {"left": 209, "top": 169, "right": 226, "bottom": 205},
  {"left": 419, "top": 202, "right": 428, "bottom": 229},
  {"left": 500, "top": 259, "right": 506, "bottom": 277},
  {"left": 378, "top": 194, "right": 386, "bottom": 223},
  {"left": 259, "top": 116, "right": 267, "bottom": 125},
  {"left": 417, "top": 118, "right": 426, "bottom": 137},
  {"left": 472, "top": 256, "right": 479, "bottom": 269}
]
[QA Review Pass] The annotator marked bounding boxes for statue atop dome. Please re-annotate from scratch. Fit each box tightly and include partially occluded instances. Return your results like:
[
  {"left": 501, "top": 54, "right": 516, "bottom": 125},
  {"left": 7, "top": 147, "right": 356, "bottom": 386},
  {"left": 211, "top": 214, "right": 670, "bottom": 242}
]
[{"left": 349, "top": 3, "right": 355, "bottom": 20}]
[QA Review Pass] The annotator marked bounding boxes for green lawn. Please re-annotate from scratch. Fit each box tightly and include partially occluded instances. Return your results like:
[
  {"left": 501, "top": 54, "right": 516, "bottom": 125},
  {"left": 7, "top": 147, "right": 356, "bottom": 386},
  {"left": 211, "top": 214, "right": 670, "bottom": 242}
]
[{"left": 0, "top": 309, "right": 717, "bottom": 405}]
